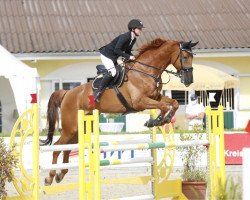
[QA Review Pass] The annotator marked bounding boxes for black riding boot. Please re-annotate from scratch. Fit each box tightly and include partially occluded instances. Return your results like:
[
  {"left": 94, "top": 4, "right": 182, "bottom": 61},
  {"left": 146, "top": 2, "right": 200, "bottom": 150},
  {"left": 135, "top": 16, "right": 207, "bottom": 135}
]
[{"left": 94, "top": 73, "right": 113, "bottom": 103}]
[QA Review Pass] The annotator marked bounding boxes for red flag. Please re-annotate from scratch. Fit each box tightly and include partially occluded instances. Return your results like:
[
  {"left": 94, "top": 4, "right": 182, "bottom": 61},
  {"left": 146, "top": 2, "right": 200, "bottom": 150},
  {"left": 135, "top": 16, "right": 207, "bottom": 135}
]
[
  {"left": 245, "top": 120, "right": 250, "bottom": 133},
  {"left": 31, "top": 93, "right": 37, "bottom": 103},
  {"left": 88, "top": 95, "right": 95, "bottom": 108}
]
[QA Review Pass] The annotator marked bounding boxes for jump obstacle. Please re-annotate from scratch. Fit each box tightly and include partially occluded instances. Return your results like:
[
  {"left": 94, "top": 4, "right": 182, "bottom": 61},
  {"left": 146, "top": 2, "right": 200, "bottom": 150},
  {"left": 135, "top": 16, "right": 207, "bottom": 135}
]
[{"left": 4, "top": 103, "right": 225, "bottom": 200}]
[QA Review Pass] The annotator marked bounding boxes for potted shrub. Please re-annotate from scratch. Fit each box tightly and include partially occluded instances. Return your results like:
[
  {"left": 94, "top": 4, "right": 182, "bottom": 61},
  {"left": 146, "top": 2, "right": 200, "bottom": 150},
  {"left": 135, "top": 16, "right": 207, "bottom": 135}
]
[
  {"left": 100, "top": 113, "right": 125, "bottom": 132},
  {"left": 0, "top": 138, "right": 18, "bottom": 199},
  {"left": 178, "top": 125, "right": 207, "bottom": 200},
  {"left": 104, "top": 113, "right": 118, "bottom": 123}
]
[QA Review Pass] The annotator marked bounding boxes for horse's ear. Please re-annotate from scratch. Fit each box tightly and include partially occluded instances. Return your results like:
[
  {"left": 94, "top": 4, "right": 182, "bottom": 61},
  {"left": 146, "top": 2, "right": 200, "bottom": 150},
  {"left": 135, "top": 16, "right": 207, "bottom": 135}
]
[
  {"left": 182, "top": 41, "right": 190, "bottom": 49},
  {"left": 191, "top": 41, "right": 199, "bottom": 47}
]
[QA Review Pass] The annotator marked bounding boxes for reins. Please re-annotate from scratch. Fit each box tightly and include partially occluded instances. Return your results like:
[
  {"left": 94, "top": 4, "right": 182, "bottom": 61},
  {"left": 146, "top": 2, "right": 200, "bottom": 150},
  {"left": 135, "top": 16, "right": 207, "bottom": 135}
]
[
  {"left": 126, "top": 62, "right": 160, "bottom": 81},
  {"left": 134, "top": 60, "right": 182, "bottom": 78}
]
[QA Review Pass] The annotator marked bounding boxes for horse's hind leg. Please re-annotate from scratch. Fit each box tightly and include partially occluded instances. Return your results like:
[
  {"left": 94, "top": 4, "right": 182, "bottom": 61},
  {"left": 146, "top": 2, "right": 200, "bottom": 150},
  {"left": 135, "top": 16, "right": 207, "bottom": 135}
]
[
  {"left": 55, "top": 150, "right": 71, "bottom": 183},
  {"left": 45, "top": 149, "right": 61, "bottom": 185},
  {"left": 44, "top": 134, "right": 74, "bottom": 185},
  {"left": 55, "top": 134, "right": 78, "bottom": 183}
]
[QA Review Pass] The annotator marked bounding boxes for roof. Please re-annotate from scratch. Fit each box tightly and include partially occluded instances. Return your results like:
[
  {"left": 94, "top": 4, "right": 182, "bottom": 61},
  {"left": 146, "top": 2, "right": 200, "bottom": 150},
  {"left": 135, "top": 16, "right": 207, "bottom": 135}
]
[{"left": 0, "top": 0, "right": 249, "bottom": 54}]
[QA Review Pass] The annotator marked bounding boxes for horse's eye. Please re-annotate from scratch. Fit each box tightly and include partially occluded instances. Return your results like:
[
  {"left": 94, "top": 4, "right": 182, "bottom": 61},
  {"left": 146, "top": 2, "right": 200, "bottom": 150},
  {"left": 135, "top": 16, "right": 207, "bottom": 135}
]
[{"left": 183, "top": 56, "right": 188, "bottom": 61}]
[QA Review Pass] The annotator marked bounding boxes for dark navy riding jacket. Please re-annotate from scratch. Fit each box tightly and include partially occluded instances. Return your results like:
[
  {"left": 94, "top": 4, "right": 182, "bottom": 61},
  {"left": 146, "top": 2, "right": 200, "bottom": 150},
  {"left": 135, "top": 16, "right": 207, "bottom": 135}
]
[{"left": 99, "top": 31, "right": 136, "bottom": 62}]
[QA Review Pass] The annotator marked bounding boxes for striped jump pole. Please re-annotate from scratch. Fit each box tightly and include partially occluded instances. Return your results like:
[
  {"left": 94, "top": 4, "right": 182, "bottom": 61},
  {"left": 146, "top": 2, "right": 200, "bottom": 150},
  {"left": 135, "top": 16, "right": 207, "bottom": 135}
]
[{"left": 100, "top": 140, "right": 209, "bottom": 153}]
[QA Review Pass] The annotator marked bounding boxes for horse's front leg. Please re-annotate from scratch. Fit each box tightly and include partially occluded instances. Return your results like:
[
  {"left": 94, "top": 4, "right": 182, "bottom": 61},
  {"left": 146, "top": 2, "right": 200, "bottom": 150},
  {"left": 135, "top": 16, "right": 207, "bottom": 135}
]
[
  {"left": 133, "top": 97, "right": 169, "bottom": 127},
  {"left": 159, "top": 96, "right": 179, "bottom": 124},
  {"left": 135, "top": 96, "right": 179, "bottom": 127}
]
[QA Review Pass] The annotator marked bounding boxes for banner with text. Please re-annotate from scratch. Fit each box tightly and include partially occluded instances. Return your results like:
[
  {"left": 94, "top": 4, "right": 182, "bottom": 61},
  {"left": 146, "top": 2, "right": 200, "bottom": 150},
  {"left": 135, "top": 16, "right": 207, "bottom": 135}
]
[{"left": 224, "top": 133, "right": 250, "bottom": 164}]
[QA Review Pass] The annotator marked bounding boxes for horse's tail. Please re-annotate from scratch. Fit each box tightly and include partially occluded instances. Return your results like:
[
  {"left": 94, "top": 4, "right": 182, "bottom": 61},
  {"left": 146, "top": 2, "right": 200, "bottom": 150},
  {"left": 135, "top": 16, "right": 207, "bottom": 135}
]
[{"left": 40, "top": 90, "right": 67, "bottom": 146}]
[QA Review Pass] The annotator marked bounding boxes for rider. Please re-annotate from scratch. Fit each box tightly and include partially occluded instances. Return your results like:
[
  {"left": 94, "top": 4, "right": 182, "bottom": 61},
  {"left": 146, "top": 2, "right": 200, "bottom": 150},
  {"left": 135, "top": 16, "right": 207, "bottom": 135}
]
[{"left": 94, "top": 19, "right": 144, "bottom": 102}]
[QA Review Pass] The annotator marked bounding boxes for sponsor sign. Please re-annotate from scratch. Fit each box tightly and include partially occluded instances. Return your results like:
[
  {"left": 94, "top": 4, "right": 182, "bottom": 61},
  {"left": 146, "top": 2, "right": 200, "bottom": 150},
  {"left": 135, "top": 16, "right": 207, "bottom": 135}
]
[{"left": 224, "top": 133, "right": 250, "bottom": 164}]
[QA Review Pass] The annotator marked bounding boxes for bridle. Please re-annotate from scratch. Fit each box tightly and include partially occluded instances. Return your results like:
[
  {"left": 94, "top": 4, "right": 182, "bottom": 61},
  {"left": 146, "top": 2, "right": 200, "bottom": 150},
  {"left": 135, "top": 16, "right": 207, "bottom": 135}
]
[{"left": 126, "top": 42, "right": 192, "bottom": 86}]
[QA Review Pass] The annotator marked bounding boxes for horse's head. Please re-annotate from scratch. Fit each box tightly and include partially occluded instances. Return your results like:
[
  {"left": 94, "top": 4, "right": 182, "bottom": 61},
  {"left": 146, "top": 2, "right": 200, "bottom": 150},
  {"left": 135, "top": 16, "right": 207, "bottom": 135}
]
[{"left": 172, "top": 41, "right": 199, "bottom": 87}]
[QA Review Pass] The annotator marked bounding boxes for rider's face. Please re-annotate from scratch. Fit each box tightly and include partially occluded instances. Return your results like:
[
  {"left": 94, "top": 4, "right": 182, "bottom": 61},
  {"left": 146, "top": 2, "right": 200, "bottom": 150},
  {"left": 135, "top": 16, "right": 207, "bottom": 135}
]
[{"left": 134, "top": 27, "right": 142, "bottom": 36}]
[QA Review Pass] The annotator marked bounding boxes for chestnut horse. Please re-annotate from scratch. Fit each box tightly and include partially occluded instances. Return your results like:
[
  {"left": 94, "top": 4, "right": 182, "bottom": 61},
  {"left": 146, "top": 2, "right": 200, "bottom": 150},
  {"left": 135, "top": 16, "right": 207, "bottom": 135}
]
[{"left": 41, "top": 38, "right": 198, "bottom": 185}]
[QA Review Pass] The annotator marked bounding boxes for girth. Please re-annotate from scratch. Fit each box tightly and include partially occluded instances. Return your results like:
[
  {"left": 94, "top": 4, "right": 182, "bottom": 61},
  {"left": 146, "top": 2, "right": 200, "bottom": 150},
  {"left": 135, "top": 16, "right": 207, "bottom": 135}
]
[
  {"left": 113, "top": 87, "right": 136, "bottom": 114},
  {"left": 92, "top": 64, "right": 136, "bottom": 113}
]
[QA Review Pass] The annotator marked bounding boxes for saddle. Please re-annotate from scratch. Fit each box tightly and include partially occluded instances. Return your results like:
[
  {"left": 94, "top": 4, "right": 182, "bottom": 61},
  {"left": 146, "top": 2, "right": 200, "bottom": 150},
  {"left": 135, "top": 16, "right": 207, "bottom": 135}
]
[
  {"left": 92, "top": 64, "right": 125, "bottom": 90},
  {"left": 92, "top": 64, "right": 135, "bottom": 113}
]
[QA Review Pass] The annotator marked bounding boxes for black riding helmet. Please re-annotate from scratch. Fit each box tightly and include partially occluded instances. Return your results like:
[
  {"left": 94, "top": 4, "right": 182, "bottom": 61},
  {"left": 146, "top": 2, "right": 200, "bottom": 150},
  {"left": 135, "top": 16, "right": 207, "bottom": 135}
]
[{"left": 128, "top": 19, "right": 144, "bottom": 30}]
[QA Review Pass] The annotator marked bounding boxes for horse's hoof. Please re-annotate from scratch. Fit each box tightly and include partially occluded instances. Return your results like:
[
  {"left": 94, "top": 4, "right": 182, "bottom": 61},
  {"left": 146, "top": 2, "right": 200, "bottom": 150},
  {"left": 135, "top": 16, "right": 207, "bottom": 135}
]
[
  {"left": 55, "top": 173, "right": 62, "bottom": 183},
  {"left": 144, "top": 117, "right": 163, "bottom": 127},
  {"left": 144, "top": 118, "right": 154, "bottom": 127},
  {"left": 44, "top": 178, "right": 52, "bottom": 186}
]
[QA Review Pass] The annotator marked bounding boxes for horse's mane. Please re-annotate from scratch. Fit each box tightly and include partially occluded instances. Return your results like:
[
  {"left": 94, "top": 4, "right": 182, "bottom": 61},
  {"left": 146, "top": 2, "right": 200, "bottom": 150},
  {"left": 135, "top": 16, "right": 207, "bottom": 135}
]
[{"left": 136, "top": 38, "right": 167, "bottom": 57}]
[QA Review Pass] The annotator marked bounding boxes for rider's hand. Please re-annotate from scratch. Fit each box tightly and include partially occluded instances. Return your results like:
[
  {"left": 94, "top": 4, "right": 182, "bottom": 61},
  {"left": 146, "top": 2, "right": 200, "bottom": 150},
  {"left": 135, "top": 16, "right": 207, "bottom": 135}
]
[{"left": 129, "top": 56, "right": 135, "bottom": 60}]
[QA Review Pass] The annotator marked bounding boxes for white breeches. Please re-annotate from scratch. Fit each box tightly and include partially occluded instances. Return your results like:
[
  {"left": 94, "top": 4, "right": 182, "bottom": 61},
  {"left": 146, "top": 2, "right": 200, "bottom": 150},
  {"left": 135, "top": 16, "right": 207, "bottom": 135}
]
[{"left": 100, "top": 54, "right": 116, "bottom": 77}]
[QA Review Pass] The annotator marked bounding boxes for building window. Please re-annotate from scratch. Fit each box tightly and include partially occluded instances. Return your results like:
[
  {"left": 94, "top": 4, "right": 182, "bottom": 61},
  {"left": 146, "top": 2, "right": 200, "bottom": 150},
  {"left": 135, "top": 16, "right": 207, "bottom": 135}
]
[
  {"left": 171, "top": 91, "right": 188, "bottom": 105},
  {"left": 54, "top": 82, "right": 81, "bottom": 91},
  {"left": 221, "top": 88, "right": 234, "bottom": 110},
  {"left": 197, "top": 88, "right": 235, "bottom": 110}
]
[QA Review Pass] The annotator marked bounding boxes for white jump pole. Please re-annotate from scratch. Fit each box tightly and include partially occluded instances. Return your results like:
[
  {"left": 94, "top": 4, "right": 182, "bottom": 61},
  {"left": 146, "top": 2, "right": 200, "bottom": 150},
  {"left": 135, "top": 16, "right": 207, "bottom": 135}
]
[
  {"left": 243, "top": 148, "right": 250, "bottom": 200},
  {"left": 40, "top": 144, "right": 79, "bottom": 152}
]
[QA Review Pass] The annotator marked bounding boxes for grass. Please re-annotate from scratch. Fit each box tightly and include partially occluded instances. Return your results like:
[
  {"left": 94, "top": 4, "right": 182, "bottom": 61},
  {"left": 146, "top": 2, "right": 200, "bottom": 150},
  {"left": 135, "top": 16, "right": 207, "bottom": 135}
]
[
  {"left": 0, "top": 132, "right": 10, "bottom": 137},
  {"left": 216, "top": 176, "right": 242, "bottom": 200}
]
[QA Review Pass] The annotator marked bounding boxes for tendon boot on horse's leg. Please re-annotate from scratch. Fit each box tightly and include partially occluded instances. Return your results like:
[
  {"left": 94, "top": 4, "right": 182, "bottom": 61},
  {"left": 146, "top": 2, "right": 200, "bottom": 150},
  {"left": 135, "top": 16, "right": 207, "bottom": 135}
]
[
  {"left": 94, "top": 72, "right": 113, "bottom": 103},
  {"left": 163, "top": 109, "right": 174, "bottom": 124},
  {"left": 144, "top": 114, "right": 163, "bottom": 128},
  {"left": 45, "top": 170, "right": 57, "bottom": 186},
  {"left": 55, "top": 169, "right": 68, "bottom": 183}
]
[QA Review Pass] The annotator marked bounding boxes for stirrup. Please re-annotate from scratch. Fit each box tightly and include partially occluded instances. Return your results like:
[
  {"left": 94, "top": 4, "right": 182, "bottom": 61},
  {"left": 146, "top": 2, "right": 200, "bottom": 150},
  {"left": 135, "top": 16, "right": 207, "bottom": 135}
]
[{"left": 94, "top": 90, "right": 102, "bottom": 103}]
